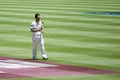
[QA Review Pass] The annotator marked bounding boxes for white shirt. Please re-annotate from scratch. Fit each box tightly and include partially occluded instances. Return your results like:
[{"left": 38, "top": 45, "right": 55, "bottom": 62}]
[{"left": 30, "top": 20, "right": 43, "bottom": 35}]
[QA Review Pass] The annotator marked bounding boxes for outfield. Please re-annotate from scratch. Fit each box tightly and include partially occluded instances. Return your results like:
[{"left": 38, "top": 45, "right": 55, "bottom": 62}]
[{"left": 0, "top": 0, "right": 120, "bottom": 80}]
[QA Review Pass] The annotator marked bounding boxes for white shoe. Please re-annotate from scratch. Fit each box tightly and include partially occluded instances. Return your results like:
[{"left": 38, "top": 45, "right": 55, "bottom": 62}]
[
  {"left": 42, "top": 54, "right": 48, "bottom": 60},
  {"left": 42, "top": 57, "right": 48, "bottom": 60}
]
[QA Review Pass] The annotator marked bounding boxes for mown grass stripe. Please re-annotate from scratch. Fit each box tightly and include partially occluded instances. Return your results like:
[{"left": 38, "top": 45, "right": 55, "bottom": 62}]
[{"left": 0, "top": 16, "right": 32, "bottom": 23}]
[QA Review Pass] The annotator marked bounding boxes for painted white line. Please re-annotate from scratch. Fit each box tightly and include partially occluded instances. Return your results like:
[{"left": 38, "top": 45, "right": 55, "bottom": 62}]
[
  {"left": 0, "top": 71, "right": 5, "bottom": 73},
  {"left": 0, "top": 60, "right": 57, "bottom": 69}
]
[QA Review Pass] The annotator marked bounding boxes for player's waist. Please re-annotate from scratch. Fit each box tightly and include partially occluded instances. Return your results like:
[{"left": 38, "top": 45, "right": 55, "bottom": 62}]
[
  {"left": 32, "top": 29, "right": 42, "bottom": 32},
  {"left": 32, "top": 31, "right": 42, "bottom": 34}
]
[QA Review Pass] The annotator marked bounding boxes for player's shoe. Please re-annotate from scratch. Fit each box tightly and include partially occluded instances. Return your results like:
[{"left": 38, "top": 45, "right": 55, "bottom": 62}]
[
  {"left": 42, "top": 54, "right": 48, "bottom": 60},
  {"left": 33, "top": 57, "right": 38, "bottom": 60},
  {"left": 42, "top": 57, "right": 48, "bottom": 60}
]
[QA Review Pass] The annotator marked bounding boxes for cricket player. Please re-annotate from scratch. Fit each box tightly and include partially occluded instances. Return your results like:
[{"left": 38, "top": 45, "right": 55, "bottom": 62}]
[{"left": 30, "top": 13, "right": 48, "bottom": 60}]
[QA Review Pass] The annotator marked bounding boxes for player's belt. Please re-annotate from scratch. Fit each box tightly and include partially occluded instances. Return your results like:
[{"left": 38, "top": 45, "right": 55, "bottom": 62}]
[
  {"left": 33, "top": 30, "right": 42, "bottom": 32},
  {"left": 37, "top": 30, "right": 42, "bottom": 31}
]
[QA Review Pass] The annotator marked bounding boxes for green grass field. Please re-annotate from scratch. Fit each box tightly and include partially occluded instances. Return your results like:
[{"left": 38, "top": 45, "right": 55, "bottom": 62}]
[{"left": 0, "top": 0, "right": 120, "bottom": 80}]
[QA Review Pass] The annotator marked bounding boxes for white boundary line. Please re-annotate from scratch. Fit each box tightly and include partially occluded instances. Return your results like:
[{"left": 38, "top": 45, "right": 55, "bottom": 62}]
[
  {"left": 0, "top": 71, "right": 5, "bottom": 73},
  {"left": 0, "top": 59, "right": 57, "bottom": 69}
]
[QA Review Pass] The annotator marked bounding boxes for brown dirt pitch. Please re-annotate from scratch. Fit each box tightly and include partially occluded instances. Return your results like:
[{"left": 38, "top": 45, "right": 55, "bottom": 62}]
[{"left": 0, "top": 56, "right": 119, "bottom": 79}]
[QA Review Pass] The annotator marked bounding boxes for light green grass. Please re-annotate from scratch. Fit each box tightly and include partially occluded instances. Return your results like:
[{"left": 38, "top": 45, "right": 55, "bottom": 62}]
[{"left": 0, "top": 0, "right": 120, "bottom": 80}]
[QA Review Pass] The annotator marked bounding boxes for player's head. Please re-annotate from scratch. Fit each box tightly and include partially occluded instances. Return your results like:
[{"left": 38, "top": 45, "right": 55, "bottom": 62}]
[
  {"left": 35, "top": 13, "right": 40, "bottom": 21},
  {"left": 35, "top": 13, "right": 40, "bottom": 18}
]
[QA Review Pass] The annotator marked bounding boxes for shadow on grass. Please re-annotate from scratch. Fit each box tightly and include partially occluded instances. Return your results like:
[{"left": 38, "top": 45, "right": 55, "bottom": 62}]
[{"left": 82, "top": 12, "right": 120, "bottom": 16}]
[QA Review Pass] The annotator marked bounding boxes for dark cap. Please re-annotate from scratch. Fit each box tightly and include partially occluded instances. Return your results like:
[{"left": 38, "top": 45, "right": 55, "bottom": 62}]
[{"left": 35, "top": 13, "right": 40, "bottom": 18}]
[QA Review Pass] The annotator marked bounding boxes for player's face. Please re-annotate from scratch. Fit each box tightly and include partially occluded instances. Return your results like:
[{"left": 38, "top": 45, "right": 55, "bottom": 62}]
[
  {"left": 36, "top": 16, "right": 40, "bottom": 20},
  {"left": 35, "top": 15, "right": 40, "bottom": 21}
]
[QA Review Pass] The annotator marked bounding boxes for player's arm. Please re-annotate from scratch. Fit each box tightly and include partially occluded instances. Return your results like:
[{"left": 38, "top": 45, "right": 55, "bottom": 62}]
[
  {"left": 41, "top": 21, "right": 44, "bottom": 33},
  {"left": 31, "top": 26, "right": 42, "bottom": 32},
  {"left": 30, "top": 24, "right": 37, "bottom": 32},
  {"left": 31, "top": 28, "right": 37, "bottom": 32}
]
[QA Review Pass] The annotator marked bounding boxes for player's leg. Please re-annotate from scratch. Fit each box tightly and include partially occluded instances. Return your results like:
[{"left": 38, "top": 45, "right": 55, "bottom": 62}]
[
  {"left": 32, "top": 36, "right": 38, "bottom": 60},
  {"left": 38, "top": 34, "right": 48, "bottom": 60}
]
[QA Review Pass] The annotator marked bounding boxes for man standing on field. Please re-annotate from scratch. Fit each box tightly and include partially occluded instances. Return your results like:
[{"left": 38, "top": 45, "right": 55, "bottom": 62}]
[{"left": 30, "top": 13, "right": 48, "bottom": 60}]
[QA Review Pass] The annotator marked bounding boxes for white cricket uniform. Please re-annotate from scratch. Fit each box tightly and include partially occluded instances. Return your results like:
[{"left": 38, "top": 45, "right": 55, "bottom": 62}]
[{"left": 30, "top": 20, "right": 47, "bottom": 59}]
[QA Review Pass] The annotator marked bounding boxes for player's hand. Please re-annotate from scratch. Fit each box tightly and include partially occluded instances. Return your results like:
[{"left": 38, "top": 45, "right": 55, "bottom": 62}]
[{"left": 41, "top": 30, "right": 44, "bottom": 33}]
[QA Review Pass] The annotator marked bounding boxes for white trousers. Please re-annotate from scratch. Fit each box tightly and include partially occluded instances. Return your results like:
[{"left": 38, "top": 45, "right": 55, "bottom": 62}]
[{"left": 32, "top": 33, "right": 47, "bottom": 59}]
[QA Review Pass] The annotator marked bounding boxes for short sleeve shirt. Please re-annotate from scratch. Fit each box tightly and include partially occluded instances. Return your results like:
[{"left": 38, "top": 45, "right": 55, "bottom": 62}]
[{"left": 31, "top": 20, "right": 43, "bottom": 35}]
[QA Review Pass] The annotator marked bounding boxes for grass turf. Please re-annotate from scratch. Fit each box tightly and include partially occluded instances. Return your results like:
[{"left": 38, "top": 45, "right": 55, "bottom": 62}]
[{"left": 0, "top": 0, "right": 120, "bottom": 80}]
